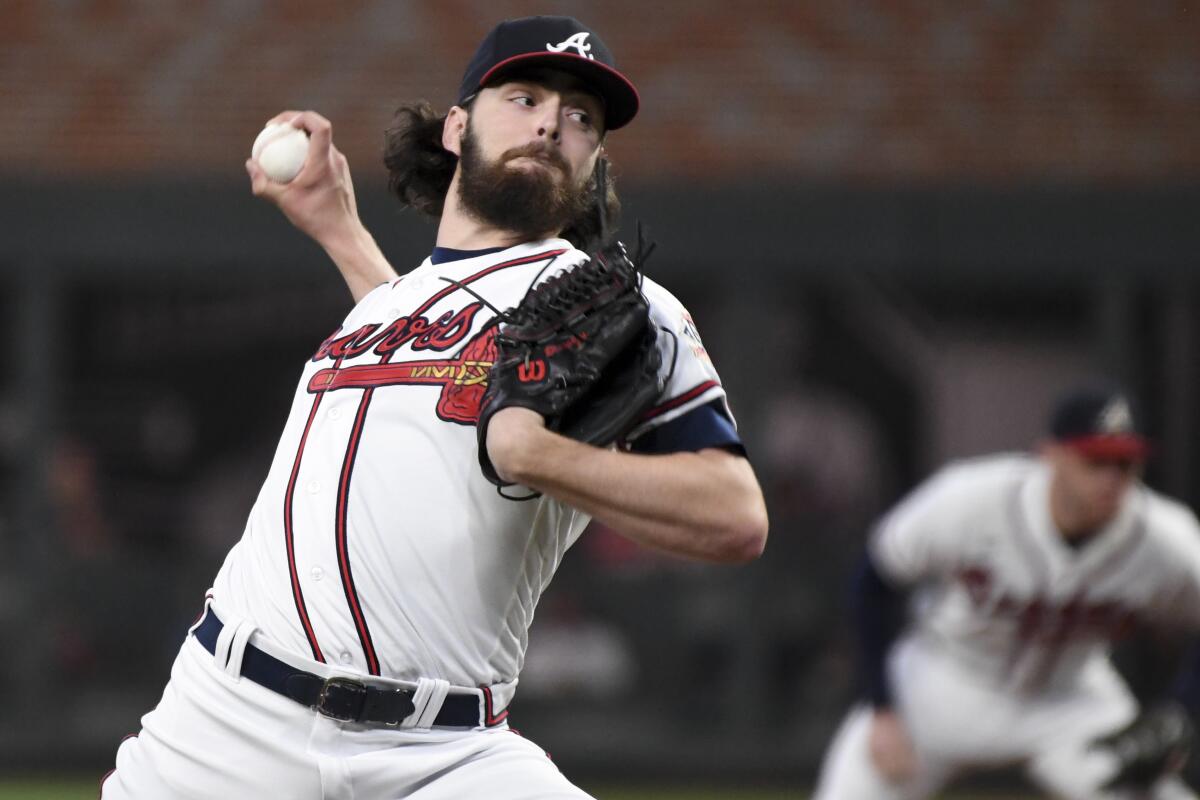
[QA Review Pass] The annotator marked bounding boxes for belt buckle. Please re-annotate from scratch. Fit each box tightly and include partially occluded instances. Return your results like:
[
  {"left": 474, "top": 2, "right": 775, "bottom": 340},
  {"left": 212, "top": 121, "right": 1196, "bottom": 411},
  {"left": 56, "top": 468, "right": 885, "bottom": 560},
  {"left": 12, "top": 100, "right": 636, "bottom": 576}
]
[{"left": 315, "top": 677, "right": 368, "bottom": 722}]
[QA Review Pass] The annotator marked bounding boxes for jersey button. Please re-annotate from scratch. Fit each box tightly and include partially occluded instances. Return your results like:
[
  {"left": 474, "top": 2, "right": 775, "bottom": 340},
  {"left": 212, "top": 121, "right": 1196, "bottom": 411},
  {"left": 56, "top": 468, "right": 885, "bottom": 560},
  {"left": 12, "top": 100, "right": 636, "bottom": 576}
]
[
  {"left": 328, "top": 407, "right": 342, "bottom": 421},
  {"left": 339, "top": 652, "right": 352, "bottom": 665},
  {"left": 310, "top": 567, "right": 323, "bottom": 581},
  {"left": 306, "top": 480, "right": 320, "bottom": 494}
]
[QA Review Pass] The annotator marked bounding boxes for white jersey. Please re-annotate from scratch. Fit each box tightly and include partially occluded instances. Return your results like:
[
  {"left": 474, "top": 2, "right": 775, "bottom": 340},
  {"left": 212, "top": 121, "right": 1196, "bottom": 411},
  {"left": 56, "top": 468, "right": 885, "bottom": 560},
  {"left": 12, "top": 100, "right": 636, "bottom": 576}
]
[
  {"left": 870, "top": 453, "right": 1200, "bottom": 693},
  {"left": 210, "top": 238, "right": 728, "bottom": 696}
]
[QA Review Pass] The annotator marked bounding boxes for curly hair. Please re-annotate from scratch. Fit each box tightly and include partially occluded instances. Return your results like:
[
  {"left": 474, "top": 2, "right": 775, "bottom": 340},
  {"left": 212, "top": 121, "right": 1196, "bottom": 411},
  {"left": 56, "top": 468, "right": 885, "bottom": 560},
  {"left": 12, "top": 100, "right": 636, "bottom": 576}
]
[
  {"left": 383, "top": 102, "right": 457, "bottom": 217},
  {"left": 382, "top": 101, "right": 620, "bottom": 251}
]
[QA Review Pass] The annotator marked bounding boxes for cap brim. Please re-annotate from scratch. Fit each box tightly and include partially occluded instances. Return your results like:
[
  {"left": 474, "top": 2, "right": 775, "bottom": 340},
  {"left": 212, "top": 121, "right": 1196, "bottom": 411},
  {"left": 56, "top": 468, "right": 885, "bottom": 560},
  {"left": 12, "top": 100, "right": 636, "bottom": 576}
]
[
  {"left": 1063, "top": 434, "right": 1151, "bottom": 460},
  {"left": 477, "top": 52, "right": 640, "bottom": 130}
]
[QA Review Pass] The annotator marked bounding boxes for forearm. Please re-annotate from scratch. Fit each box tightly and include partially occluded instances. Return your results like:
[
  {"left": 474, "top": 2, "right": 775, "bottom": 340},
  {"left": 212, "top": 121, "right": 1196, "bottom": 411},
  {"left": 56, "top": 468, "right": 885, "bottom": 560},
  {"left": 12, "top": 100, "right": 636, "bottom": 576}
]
[
  {"left": 316, "top": 219, "right": 398, "bottom": 304},
  {"left": 497, "top": 423, "right": 767, "bottom": 563}
]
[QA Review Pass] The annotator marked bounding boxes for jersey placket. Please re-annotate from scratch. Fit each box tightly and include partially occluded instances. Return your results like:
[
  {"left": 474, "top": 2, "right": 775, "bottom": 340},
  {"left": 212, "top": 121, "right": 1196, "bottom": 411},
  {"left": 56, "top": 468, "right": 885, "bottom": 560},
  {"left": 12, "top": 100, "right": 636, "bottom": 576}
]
[{"left": 326, "top": 249, "right": 572, "bottom": 676}]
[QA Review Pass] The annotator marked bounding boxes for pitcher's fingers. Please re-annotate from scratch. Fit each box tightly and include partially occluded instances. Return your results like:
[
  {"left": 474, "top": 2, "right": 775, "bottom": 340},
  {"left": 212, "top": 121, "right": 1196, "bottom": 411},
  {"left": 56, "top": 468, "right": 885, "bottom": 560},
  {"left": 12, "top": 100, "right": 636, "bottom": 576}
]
[
  {"left": 287, "top": 111, "right": 333, "bottom": 154},
  {"left": 246, "top": 159, "right": 281, "bottom": 198}
]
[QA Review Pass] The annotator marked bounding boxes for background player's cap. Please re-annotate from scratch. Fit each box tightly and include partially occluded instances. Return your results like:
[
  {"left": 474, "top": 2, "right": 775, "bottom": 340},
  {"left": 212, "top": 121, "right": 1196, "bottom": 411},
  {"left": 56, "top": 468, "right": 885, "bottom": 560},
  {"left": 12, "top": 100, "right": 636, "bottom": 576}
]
[
  {"left": 1049, "top": 386, "right": 1150, "bottom": 460},
  {"left": 457, "top": 16, "right": 640, "bottom": 131}
]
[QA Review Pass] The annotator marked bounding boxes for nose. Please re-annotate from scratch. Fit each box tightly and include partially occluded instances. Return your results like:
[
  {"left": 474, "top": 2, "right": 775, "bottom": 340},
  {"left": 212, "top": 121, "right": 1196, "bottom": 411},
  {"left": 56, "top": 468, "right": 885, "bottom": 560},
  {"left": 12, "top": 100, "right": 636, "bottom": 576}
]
[{"left": 534, "top": 97, "right": 562, "bottom": 143}]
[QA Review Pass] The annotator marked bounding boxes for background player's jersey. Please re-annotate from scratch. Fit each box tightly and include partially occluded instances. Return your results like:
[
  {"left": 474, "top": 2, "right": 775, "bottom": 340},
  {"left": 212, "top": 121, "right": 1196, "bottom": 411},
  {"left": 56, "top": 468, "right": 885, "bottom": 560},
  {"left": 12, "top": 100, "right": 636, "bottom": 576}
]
[
  {"left": 210, "top": 238, "right": 729, "bottom": 695},
  {"left": 870, "top": 454, "right": 1200, "bottom": 693}
]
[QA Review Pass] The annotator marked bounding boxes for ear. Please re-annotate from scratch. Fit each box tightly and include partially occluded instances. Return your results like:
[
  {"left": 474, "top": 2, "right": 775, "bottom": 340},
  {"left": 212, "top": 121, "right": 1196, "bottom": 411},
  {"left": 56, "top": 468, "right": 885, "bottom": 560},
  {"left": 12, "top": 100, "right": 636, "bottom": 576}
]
[{"left": 443, "top": 106, "right": 468, "bottom": 156}]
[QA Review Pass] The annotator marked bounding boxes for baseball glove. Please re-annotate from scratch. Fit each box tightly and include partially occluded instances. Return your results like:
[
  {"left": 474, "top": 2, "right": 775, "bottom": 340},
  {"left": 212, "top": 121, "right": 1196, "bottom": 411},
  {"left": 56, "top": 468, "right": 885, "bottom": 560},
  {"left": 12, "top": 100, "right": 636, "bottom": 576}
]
[
  {"left": 475, "top": 230, "right": 664, "bottom": 487},
  {"left": 1092, "top": 703, "right": 1194, "bottom": 791}
]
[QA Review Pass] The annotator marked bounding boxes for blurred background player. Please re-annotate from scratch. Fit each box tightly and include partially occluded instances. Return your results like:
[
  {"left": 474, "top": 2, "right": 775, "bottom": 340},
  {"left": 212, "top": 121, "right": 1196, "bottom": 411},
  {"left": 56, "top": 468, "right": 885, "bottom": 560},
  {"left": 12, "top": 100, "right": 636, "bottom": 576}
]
[
  {"left": 100, "top": 15, "right": 767, "bottom": 799},
  {"left": 814, "top": 385, "right": 1200, "bottom": 800}
]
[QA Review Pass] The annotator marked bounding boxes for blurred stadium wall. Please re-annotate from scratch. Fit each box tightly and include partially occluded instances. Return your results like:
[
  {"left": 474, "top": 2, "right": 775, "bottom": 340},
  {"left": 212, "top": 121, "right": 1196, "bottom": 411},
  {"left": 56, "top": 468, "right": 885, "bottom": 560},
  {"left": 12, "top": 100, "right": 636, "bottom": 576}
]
[{"left": 1, "top": 0, "right": 1198, "bottom": 789}]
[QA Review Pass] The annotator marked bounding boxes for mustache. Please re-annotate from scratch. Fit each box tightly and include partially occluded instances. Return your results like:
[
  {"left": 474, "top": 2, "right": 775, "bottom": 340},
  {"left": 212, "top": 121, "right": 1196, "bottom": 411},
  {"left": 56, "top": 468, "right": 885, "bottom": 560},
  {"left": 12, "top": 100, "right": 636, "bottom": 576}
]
[{"left": 500, "top": 143, "right": 569, "bottom": 172}]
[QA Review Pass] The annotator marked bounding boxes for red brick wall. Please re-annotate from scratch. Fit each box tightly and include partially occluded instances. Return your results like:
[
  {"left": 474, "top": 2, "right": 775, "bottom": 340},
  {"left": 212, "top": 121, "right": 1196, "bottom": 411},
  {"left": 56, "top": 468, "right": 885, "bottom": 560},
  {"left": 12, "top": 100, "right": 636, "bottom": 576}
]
[{"left": 2, "top": 1, "right": 1197, "bottom": 182}]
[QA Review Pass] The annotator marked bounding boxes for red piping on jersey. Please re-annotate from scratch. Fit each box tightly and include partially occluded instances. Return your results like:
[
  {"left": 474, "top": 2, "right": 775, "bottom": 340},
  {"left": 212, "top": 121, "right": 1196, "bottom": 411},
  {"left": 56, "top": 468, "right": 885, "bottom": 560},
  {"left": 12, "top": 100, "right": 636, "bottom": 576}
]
[
  {"left": 336, "top": 380, "right": 384, "bottom": 675},
  {"left": 282, "top": 356, "right": 345, "bottom": 663},
  {"left": 639, "top": 380, "right": 719, "bottom": 422},
  {"left": 482, "top": 685, "right": 509, "bottom": 726},
  {"left": 330, "top": 248, "right": 567, "bottom": 674},
  {"left": 412, "top": 248, "right": 568, "bottom": 318}
]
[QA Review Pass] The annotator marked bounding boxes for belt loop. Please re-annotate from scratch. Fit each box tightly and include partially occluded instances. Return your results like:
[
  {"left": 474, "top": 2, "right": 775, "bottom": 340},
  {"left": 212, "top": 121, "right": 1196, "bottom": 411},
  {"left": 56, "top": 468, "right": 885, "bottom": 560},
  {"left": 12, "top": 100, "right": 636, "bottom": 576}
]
[
  {"left": 223, "top": 619, "right": 256, "bottom": 680},
  {"left": 213, "top": 617, "right": 236, "bottom": 671},
  {"left": 212, "top": 612, "right": 256, "bottom": 680},
  {"left": 405, "top": 678, "right": 451, "bottom": 729}
]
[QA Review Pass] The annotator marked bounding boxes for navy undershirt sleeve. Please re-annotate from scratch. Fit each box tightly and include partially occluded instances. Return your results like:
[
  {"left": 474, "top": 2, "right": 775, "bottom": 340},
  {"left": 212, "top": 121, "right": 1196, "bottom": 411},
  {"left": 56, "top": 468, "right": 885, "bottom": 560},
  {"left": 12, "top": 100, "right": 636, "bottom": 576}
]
[
  {"left": 854, "top": 551, "right": 908, "bottom": 708},
  {"left": 628, "top": 400, "right": 745, "bottom": 456},
  {"left": 1172, "top": 639, "right": 1200, "bottom": 716}
]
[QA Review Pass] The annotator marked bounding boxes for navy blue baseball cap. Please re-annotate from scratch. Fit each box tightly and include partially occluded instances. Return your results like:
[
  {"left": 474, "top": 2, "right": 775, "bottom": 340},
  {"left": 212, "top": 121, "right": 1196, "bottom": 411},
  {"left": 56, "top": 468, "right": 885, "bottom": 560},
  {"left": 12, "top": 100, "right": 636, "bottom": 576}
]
[
  {"left": 456, "top": 16, "right": 640, "bottom": 130},
  {"left": 1049, "top": 386, "right": 1150, "bottom": 460}
]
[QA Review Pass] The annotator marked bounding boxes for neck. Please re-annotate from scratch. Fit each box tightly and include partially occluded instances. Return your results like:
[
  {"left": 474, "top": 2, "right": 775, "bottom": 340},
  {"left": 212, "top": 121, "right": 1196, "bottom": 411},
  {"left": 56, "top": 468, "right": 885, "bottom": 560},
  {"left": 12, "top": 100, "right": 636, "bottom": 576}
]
[
  {"left": 436, "top": 173, "right": 557, "bottom": 250},
  {"left": 1047, "top": 478, "right": 1094, "bottom": 541}
]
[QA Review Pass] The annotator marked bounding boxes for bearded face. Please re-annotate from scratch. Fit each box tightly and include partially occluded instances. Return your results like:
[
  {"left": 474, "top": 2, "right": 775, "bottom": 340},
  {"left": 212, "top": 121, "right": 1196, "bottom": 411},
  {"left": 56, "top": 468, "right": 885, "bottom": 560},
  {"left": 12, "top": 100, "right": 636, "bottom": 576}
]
[{"left": 455, "top": 116, "right": 595, "bottom": 241}]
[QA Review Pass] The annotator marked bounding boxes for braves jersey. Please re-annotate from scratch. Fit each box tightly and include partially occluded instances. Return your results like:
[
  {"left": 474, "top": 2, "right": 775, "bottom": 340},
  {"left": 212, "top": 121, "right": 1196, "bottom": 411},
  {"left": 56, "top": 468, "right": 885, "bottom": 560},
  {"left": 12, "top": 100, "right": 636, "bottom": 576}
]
[
  {"left": 870, "top": 454, "right": 1200, "bottom": 693},
  {"left": 209, "top": 237, "right": 730, "bottom": 698}
]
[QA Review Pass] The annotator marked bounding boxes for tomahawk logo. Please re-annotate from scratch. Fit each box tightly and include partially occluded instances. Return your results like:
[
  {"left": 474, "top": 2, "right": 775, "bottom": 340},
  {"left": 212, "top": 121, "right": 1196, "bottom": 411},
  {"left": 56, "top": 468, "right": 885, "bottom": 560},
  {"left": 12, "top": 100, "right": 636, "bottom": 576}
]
[
  {"left": 307, "top": 327, "right": 498, "bottom": 425},
  {"left": 1097, "top": 397, "right": 1134, "bottom": 434},
  {"left": 547, "top": 32, "right": 594, "bottom": 59}
]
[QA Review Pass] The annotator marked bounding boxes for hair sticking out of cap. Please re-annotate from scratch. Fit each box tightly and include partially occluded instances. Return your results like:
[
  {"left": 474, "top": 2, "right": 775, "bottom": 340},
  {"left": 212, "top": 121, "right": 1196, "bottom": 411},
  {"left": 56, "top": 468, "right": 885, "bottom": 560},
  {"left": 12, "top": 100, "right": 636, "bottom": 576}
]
[{"left": 594, "top": 156, "right": 610, "bottom": 247}]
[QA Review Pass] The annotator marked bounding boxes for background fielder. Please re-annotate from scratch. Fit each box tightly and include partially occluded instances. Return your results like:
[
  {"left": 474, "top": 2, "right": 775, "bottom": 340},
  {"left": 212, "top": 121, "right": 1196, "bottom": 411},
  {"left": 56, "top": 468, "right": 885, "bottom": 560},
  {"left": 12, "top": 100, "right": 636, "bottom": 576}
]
[
  {"left": 814, "top": 385, "right": 1200, "bottom": 800},
  {"left": 100, "top": 15, "right": 767, "bottom": 799}
]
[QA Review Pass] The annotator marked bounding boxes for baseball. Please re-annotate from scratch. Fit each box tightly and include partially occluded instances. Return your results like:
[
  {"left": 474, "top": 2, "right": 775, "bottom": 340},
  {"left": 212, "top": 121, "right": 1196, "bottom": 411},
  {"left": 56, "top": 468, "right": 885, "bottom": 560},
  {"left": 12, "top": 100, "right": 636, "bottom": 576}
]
[{"left": 251, "top": 122, "right": 310, "bottom": 183}]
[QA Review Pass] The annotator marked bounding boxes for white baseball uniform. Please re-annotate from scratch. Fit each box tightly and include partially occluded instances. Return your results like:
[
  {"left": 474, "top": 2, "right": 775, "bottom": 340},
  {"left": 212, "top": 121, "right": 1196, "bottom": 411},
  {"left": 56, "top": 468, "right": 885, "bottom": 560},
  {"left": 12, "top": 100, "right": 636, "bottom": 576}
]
[
  {"left": 102, "top": 238, "right": 738, "bottom": 799},
  {"left": 814, "top": 453, "right": 1200, "bottom": 800}
]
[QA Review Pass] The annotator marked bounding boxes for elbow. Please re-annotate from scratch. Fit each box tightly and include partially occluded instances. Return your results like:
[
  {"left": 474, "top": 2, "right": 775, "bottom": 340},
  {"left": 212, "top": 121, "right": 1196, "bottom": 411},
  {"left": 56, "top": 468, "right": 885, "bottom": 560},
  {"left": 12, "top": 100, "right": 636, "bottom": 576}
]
[
  {"left": 703, "top": 456, "right": 769, "bottom": 563},
  {"left": 711, "top": 497, "right": 769, "bottom": 564}
]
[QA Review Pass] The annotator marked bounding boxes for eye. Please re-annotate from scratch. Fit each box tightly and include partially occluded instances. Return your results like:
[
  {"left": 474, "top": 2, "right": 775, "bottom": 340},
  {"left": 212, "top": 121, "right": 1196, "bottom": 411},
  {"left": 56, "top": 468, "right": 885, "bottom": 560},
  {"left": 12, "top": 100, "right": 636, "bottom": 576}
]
[
  {"left": 511, "top": 95, "right": 535, "bottom": 107},
  {"left": 567, "top": 109, "right": 593, "bottom": 128}
]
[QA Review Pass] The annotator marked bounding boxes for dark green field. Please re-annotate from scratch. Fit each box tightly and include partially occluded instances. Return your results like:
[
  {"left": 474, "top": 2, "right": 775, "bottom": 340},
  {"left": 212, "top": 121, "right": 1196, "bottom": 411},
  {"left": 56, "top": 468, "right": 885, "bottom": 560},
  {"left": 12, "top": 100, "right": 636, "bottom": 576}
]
[{"left": 0, "top": 780, "right": 1033, "bottom": 800}]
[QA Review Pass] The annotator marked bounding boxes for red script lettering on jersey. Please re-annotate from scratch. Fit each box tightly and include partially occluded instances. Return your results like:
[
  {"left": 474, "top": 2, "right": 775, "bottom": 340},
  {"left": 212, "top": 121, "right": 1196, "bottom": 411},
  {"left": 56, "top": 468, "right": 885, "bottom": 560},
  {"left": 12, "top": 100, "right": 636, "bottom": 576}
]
[
  {"left": 312, "top": 304, "right": 483, "bottom": 362},
  {"left": 956, "top": 566, "right": 1139, "bottom": 643}
]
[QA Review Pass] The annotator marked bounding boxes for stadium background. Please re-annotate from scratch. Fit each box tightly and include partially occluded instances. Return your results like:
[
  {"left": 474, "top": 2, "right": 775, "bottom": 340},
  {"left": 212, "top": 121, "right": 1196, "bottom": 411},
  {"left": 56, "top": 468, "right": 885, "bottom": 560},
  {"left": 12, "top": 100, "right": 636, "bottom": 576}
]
[{"left": 1, "top": 1, "right": 1198, "bottom": 796}]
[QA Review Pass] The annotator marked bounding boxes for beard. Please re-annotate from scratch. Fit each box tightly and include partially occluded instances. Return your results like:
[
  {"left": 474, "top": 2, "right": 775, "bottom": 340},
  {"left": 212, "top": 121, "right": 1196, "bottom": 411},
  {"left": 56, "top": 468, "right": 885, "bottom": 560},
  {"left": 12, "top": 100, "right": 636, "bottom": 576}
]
[{"left": 456, "top": 126, "right": 594, "bottom": 242}]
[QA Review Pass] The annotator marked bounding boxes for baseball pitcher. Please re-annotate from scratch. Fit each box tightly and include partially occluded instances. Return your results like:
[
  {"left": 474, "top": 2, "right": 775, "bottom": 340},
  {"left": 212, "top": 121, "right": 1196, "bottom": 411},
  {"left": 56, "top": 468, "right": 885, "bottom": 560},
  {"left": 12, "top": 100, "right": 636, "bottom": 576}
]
[{"left": 101, "top": 16, "right": 768, "bottom": 799}]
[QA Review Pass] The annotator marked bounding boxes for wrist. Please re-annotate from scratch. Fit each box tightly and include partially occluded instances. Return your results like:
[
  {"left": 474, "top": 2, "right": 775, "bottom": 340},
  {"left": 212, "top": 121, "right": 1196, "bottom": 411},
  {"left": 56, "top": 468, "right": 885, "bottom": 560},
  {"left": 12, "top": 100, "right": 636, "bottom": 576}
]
[{"left": 486, "top": 407, "right": 550, "bottom": 484}]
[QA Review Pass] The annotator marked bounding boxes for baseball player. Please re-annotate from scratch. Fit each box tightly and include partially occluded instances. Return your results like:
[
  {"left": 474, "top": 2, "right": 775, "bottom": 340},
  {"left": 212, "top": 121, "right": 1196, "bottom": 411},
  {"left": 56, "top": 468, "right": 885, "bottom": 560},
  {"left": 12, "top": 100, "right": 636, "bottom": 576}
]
[
  {"left": 100, "top": 15, "right": 768, "bottom": 799},
  {"left": 813, "top": 386, "right": 1200, "bottom": 800}
]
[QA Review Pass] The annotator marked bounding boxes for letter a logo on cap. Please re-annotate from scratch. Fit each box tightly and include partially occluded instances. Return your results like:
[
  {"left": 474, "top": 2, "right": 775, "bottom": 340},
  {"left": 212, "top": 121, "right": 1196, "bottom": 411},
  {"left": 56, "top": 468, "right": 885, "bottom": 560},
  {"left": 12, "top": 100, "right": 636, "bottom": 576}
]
[
  {"left": 547, "top": 32, "right": 594, "bottom": 59},
  {"left": 1097, "top": 398, "right": 1134, "bottom": 434}
]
